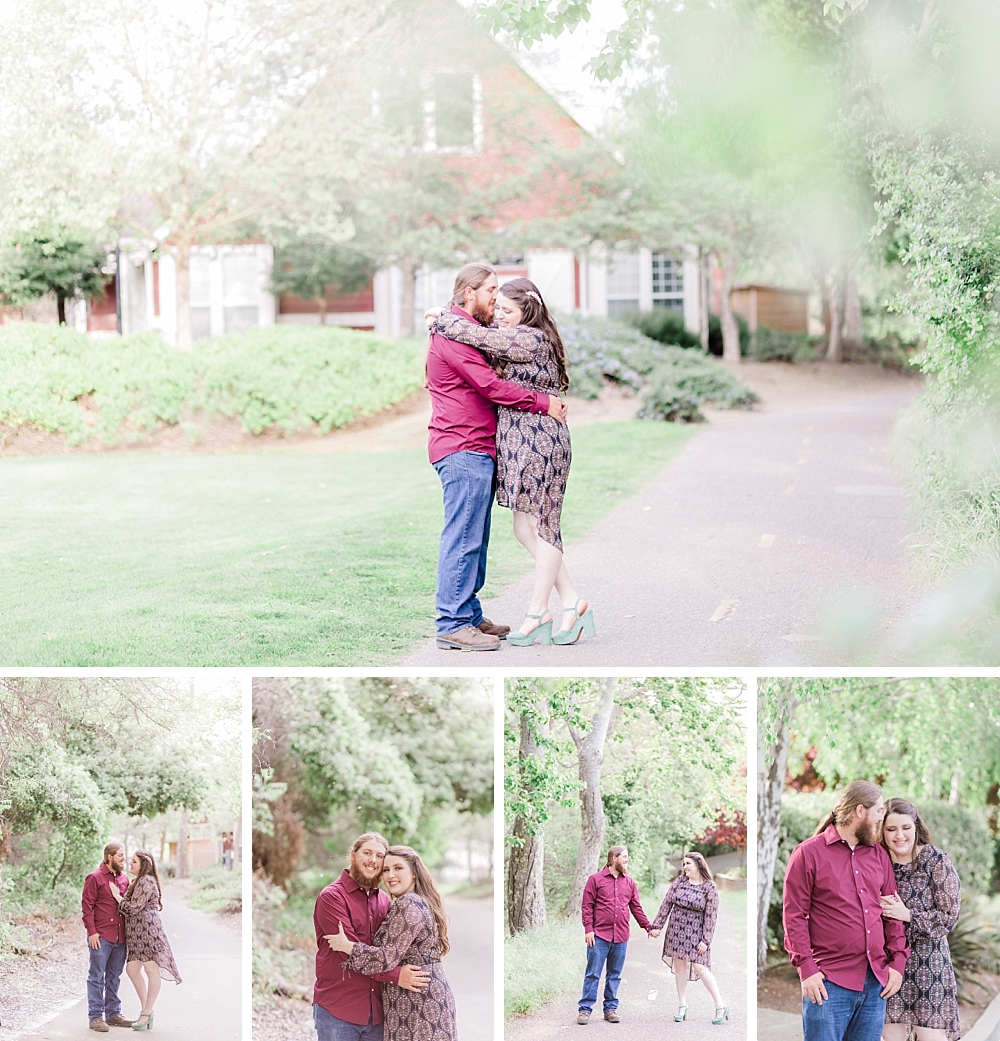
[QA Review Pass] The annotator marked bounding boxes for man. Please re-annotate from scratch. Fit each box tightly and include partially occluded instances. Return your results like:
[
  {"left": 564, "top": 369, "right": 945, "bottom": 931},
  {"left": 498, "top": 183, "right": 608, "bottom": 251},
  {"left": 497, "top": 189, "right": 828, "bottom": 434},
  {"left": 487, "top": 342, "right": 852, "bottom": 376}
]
[
  {"left": 313, "top": 832, "right": 431, "bottom": 1041},
  {"left": 783, "top": 780, "right": 909, "bottom": 1041},
  {"left": 222, "top": 832, "right": 234, "bottom": 871},
  {"left": 577, "top": 845, "right": 653, "bottom": 1025},
  {"left": 427, "top": 261, "right": 567, "bottom": 651},
  {"left": 82, "top": 842, "right": 133, "bottom": 1032}
]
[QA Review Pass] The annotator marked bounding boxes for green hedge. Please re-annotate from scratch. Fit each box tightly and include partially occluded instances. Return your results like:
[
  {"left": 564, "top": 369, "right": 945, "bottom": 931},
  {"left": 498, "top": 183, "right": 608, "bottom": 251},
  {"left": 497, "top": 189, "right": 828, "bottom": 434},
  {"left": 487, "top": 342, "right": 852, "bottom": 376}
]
[
  {"left": 767, "top": 791, "right": 996, "bottom": 961},
  {"left": 560, "top": 314, "right": 757, "bottom": 420},
  {"left": 0, "top": 323, "right": 425, "bottom": 444}
]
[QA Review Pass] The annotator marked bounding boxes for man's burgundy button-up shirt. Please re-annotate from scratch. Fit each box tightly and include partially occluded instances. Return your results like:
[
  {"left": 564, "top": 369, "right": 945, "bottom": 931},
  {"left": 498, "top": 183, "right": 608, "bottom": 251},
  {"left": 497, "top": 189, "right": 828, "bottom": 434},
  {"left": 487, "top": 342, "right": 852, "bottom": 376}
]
[
  {"left": 783, "top": 824, "right": 909, "bottom": 991},
  {"left": 581, "top": 866, "right": 653, "bottom": 943},
  {"left": 313, "top": 870, "right": 401, "bottom": 1026},
  {"left": 82, "top": 862, "right": 129, "bottom": 944},
  {"left": 426, "top": 305, "right": 549, "bottom": 465}
]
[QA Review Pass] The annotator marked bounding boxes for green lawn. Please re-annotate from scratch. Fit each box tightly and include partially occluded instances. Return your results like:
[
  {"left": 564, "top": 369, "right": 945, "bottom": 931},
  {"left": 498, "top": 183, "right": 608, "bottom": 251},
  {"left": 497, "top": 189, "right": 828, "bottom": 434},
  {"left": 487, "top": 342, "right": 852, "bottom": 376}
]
[
  {"left": 720, "top": 888, "right": 748, "bottom": 964},
  {"left": 0, "top": 420, "right": 695, "bottom": 665}
]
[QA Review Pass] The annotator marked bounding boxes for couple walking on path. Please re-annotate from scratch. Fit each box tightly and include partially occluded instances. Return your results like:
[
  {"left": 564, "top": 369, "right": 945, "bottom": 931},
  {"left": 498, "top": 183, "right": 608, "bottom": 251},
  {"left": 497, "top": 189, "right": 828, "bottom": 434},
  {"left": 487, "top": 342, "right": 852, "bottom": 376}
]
[
  {"left": 577, "top": 846, "right": 731, "bottom": 1028},
  {"left": 426, "top": 262, "right": 596, "bottom": 651},
  {"left": 784, "top": 781, "right": 962, "bottom": 1041},
  {"left": 83, "top": 843, "right": 180, "bottom": 1033},
  {"left": 312, "top": 833, "right": 457, "bottom": 1041}
]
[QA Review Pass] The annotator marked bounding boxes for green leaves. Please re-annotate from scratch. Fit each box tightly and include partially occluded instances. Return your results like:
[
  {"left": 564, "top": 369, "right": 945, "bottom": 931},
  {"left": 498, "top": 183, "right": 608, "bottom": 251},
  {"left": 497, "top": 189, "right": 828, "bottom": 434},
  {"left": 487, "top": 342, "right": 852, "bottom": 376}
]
[{"left": 821, "top": 0, "right": 869, "bottom": 21}]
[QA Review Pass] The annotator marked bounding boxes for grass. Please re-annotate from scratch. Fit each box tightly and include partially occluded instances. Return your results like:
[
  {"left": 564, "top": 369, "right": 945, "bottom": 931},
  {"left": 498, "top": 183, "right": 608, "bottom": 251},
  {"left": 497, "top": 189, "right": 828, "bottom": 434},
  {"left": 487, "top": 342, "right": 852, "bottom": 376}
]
[
  {"left": 505, "top": 916, "right": 585, "bottom": 1019},
  {"left": 720, "top": 888, "right": 747, "bottom": 964},
  {"left": 187, "top": 866, "right": 242, "bottom": 913},
  {"left": 0, "top": 419, "right": 694, "bottom": 665}
]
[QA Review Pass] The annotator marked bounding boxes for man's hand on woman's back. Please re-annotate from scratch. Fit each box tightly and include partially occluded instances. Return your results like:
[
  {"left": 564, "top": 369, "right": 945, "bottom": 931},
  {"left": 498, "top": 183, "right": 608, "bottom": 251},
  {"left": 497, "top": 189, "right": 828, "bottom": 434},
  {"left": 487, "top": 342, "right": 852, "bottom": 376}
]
[
  {"left": 397, "top": 965, "right": 431, "bottom": 992},
  {"left": 547, "top": 395, "right": 567, "bottom": 422}
]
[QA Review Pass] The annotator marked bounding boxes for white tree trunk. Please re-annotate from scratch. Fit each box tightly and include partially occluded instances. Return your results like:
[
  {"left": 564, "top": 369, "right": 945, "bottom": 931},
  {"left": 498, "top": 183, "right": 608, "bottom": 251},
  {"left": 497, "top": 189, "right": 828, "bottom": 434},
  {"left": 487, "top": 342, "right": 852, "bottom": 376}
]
[
  {"left": 700, "top": 248, "right": 711, "bottom": 354},
  {"left": 176, "top": 811, "right": 190, "bottom": 879},
  {"left": 564, "top": 678, "right": 618, "bottom": 918},
  {"left": 719, "top": 251, "right": 741, "bottom": 363},
  {"left": 175, "top": 243, "right": 194, "bottom": 352},
  {"left": 756, "top": 678, "right": 799, "bottom": 977},
  {"left": 844, "top": 267, "right": 862, "bottom": 347},
  {"left": 399, "top": 256, "right": 415, "bottom": 336},
  {"left": 507, "top": 713, "right": 549, "bottom": 934},
  {"left": 825, "top": 268, "right": 845, "bottom": 363}
]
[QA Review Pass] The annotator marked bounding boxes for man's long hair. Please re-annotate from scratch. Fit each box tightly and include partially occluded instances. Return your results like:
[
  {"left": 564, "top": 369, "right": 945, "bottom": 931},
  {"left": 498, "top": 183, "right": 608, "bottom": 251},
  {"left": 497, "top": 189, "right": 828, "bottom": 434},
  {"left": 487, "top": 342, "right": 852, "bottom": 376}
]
[
  {"left": 103, "top": 842, "right": 124, "bottom": 866},
  {"left": 124, "top": 849, "right": 163, "bottom": 910},
  {"left": 605, "top": 845, "right": 627, "bottom": 867},
  {"left": 879, "top": 797, "right": 933, "bottom": 853},
  {"left": 499, "top": 278, "right": 569, "bottom": 392},
  {"left": 451, "top": 262, "right": 495, "bottom": 304},
  {"left": 384, "top": 845, "right": 450, "bottom": 956},
  {"left": 813, "top": 781, "right": 883, "bottom": 835}
]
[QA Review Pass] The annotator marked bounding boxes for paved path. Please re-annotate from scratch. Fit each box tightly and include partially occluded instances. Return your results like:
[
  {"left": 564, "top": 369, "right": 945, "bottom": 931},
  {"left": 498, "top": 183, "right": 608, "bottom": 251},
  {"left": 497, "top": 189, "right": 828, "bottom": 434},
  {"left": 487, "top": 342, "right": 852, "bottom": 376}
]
[
  {"left": 16, "top": 883, "right": 241, "bottom": 1041},
  {"left": 504, "top": 893, "right": 746, "bottom": 1039},
  {"left": 403, "top": 392, "right": 921, "bottom": 667},
  {"left": 444, "top": 896, "right": 493, "bottom": 1041}
]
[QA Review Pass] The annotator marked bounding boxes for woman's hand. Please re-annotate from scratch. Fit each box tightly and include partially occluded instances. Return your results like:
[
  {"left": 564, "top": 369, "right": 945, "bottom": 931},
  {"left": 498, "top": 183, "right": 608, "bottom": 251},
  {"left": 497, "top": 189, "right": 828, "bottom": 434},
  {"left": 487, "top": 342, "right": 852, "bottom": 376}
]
[
  {"left": 109, "top": 882, "right": 123, "bottom": 904},
  {"left": 697, "top": 941, "right": 708, "bottom": 954},
  {"left": 323, "top": 922, "right": 355, "bottom": 954},
  {"left": 649, "top": 929, "right": 660, "bottom": 939},
  {"left": 880, "top": 894, "right": 911, "bottom": 922},
  {"left": 424, "top": 307, "right": 443, "bottom": 330}
]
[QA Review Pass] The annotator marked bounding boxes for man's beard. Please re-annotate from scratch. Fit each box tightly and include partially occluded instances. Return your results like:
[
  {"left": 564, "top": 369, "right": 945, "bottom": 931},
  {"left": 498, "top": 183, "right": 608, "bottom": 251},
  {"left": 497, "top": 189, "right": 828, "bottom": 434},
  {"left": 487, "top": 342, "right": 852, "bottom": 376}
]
[
  {"left": 349, "top": 857, "right": 382, "bottom": 890},
  {"left": 855, "top": 818, "right": 877, "bottom": 847},
  {"left": 614, "top": 861, "right": 629, "bottom": 875},
  {"left": 469, "top": 298, "right": 494, "bottom": 325}
]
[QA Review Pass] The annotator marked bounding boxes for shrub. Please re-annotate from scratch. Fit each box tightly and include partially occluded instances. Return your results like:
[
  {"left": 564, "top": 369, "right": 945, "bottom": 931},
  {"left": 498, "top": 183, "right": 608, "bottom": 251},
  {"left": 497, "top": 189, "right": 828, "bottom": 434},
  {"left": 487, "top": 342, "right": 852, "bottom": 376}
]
[
  {"left": 749, "top": 327, "right": 821, "bottom": 363},
  {"left": 707, "top": 313, "right": 751, "bottom": 357},
  {"left": 628, "top": 308, "right": 702, "bottom": 349},
  {"left": 188, "top": 865, "right": 242, "bottom": 913},
  {"left": 638, "top": 354, "right": 758, "bottom": 422}
]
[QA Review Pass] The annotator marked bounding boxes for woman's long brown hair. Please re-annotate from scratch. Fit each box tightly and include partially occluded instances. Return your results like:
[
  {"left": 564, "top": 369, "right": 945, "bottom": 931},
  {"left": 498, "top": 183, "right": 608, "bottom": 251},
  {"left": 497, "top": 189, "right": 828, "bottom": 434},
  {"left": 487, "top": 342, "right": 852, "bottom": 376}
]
[
  {"left": 384, "top": 845, "right": 450, "bottom": 956},
  {"left": 879, "top": 797, "right": 933, "bottom": 854},
  {"left": 124, "top": 849, "right": 163, "bottom": 910},
  {"left": 499, "top": 277, "right": 569, "bottom": 393},
  {"left": 680, "top": 851, "right": 714, "bottom": 883}
]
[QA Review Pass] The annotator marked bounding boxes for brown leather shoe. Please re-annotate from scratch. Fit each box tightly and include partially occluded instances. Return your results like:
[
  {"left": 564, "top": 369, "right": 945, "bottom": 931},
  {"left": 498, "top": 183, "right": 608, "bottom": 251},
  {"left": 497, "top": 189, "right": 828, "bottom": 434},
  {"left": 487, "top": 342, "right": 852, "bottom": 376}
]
[
  {"left": 576, "top": 1011, "right": 590, "bottom": 1025},
  {"left": 436, "top": 626, "right": 501, "bottom": 651},
  {"left": 478, "top": 617, "right": 510, "bottom": 639},
  {"left": 105, "top": 1016, "right": 134, "bottom": 1027},
  {"left": 89, "top": 1022, "right": 110, "bottom": 1033},
  {"left": 604, "top": 1010, "right": 620, "bottom": 1023}
]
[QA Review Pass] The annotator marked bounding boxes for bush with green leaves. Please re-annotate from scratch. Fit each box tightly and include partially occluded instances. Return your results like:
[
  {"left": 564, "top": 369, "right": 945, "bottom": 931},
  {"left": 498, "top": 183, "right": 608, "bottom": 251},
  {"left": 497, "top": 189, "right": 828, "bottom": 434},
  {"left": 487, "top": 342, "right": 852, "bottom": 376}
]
[
  {"left": 749, "top": 327, "right": 820, "bottom": 363},
  {"left": 627, "top": 308, "right": 702, "bottom": 349},
  {"left": 0, "top": 323, "right": 425, "bottom": 444}
]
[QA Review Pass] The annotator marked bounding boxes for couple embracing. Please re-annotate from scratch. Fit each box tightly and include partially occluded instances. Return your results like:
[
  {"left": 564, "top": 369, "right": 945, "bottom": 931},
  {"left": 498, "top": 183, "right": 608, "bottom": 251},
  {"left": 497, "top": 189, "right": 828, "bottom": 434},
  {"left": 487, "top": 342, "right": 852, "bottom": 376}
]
[
  {"left": 83, "top": 843, "right": 180, "bottom": 1032},
  {"left": 785, "top": 781, "right": 962, "bottom": 1041},
  {"left": 426, "top": 263, "right": 595, "bottom": 651}
]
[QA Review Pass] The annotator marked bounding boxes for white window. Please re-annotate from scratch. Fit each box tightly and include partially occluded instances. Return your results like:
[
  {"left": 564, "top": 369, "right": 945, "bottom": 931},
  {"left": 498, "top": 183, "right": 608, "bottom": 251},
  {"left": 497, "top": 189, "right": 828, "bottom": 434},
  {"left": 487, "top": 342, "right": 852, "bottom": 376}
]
[
  {"left": 607, "top": 248, "right": 640, "bottom": 318},
  {"left": 189, "top": 255, "right": 212, "bottom": 341},
  {"left": 652, "top": 252, "right": 684, "bottom": 311},
  {"left": 222, "top": 252, "right": 259, "bottom": 333}
]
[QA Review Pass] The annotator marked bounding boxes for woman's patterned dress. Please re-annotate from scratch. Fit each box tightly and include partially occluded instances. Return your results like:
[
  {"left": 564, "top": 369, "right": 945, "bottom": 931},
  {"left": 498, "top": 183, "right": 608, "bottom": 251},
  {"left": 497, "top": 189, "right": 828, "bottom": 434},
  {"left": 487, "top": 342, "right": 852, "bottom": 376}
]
[
  {"left": 885, "top": 845, "right": 961, "bottom": 1040},
  {"left": 117, "top": 875, "right": 182, "bottom": 983},
  {"left": 349, "top": 892, "right": 457, "bottom": 1041},
  {"left": 651, "top": 877, "right": 719, "bottom": 981},
  {"left": 434, "top": 311, "right": 571, "bottom": 550}
]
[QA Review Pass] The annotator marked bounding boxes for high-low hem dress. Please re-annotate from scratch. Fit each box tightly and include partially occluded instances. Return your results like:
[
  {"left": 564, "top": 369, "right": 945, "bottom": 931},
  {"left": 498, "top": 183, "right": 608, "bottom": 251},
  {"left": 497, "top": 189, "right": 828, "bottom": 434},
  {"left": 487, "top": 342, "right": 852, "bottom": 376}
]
[
  {"left": 434, "top": 310, "right": 571, "bottom": 551},
  {"left": 885, "top": 844, "right": 962, "bottom": 1040},
  {"left": 348, "top": 891, "right": 457, "bottom": 1041},
  {"left": 117, "top": 875, "right": 182, "bottom": 983},
  {"left": 651, "top": 877, "right": 719, "bottom": 981}
]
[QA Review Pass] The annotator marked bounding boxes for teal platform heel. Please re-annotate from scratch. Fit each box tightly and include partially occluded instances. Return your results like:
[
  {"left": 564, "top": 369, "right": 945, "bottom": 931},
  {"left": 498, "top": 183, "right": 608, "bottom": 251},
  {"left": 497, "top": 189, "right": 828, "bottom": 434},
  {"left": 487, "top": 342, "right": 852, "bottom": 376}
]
[
  {"left": 712, "top": 1007, "right": 730, "bottom": 1025},
  {"left": 507, "top": 613, "right": 553, "bottom": 646},
  {"left": 552, "top": 599, "right": 596, "bottom": 645},
  {"left": 674, "top": 1005, "right": 688, "bottom": 1022}
]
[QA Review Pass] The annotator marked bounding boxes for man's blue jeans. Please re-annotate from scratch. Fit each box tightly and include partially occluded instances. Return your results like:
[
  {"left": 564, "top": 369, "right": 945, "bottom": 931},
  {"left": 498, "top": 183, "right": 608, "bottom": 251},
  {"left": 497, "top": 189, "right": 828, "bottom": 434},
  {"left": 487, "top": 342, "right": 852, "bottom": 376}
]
[
  {"left": 802, "top": 968, "right": 887, "bottom": 1041},
  {"left": 579, "top": 937, "right": 628, "bottom": 1014},
  {"left": 313, "top": 1004, "right": 384, "bottom": 1041},
  {"left": 86, "top": 938, "right": 127, "bottom": 1021},
  {"left": 432, "top": 450, "right": 495, "bottom": 636}
]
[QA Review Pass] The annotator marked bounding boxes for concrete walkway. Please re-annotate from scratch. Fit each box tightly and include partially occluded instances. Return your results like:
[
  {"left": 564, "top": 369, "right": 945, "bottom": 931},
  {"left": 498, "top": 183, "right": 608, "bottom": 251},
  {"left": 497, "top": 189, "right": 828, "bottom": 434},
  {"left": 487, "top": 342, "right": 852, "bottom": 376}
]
[
  {"left": 403, "top": 391, "right": 921, "bottom": 667},
  {"left": 16, "top": 883, "right": 241, "bottom": 1041},
  {"left": 444, "top": 896, "right": 493, "bottom": 1041},
  {"left": 504, "top": 895, "right": 746, "bottom": 1039}
]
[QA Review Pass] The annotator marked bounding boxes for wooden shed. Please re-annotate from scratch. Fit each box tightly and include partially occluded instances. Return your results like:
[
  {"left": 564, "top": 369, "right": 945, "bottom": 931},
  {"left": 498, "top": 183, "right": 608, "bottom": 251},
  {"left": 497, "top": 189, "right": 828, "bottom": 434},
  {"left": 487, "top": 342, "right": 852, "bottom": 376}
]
[{"left": 731, "top": 284, "right": 809, "bottom": 333}]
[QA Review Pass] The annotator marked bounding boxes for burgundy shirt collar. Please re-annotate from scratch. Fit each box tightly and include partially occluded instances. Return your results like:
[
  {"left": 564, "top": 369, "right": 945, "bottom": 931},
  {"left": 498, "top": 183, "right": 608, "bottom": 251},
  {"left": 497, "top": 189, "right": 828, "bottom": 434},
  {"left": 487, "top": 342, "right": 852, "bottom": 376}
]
[
  {"left": 450, "top": 303, "right": 484, "bottom": 325},
  {"left": 339, "top": 868, "right": 380, "bottom": 896}
]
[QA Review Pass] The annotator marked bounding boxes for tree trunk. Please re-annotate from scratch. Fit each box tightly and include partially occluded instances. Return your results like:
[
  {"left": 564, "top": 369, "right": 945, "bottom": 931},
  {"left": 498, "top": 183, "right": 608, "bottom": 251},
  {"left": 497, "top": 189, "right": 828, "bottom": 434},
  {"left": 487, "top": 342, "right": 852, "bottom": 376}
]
[
  {"left": 399, "top": 256, "right": 415, "bottom": 336},
  {"left": 825, "top": 268, "right": 846, "bottom": 363},
  {"left": 718, "top": 252, "right": 741, "bottom": 363},
  {"left": 176, "top": 811, "right": 190, "bottom": 879},
  {"left": 175, "top": 243, "right": 194, "bottom": 352},
  {"left": 56, "top": 291, "right": 67, "bottom": 325},
  {"left": 507, "top": 713, "right": 548, "bottom": 934},
  {"left": 700, "top": 248, "right": 711, "bottom": 354},
  {"left": 317, "top": 293, "right": 328, "bottom": 326},
  {"left": 843, "top": 267, "right": 862, "bottom": 350},
  {"left": 564, "top": 678, "right": 618, "bottom": 918},
  {"left": 159, "top": 826, "right": 167, "bottom": 864},
  {"left": 234, "top": 813, "right": 242, "bottom": 865},
  {"left": 757, "top": 678, "right": 799, "bottom": 977}
]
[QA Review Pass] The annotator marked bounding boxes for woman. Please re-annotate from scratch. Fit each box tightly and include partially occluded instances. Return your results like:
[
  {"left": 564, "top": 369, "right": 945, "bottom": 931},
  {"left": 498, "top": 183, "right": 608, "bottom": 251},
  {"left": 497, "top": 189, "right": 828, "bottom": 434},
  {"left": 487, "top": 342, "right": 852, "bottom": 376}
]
[
  {"left": 649, "top": 852, "right": 730, "bottom": 1025},
  {"left": 325, "top": 845, "right": 457, "bottom": 1041},
  {"left": 108, "top": 849, "right": 181, "bottom": 1031},
  {"left": 431, "top": 278, "right": 594, "bottom": 645},
  {"left": 880, "top": 798, "right": 961, "bottom": 1041}
]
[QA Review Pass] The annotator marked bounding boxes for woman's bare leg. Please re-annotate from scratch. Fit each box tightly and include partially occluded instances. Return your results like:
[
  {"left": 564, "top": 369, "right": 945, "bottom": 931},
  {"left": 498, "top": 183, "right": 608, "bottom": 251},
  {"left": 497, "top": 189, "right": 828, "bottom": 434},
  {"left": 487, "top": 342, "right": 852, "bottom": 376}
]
[
  {"left": 142, "top": 963, "right": 161, "bottom": 1013},
  {"left": 693, "top": 964, "right": 724, "bottom": 1008},
  {"left": 673, "top": 958, "right": 689, "bottom": 1006},
  {"left": 126, "top": 961, "right": 146, "bottom": 1009},
  {"left": 512, "top": 512, "right": 581, "bottom": 632}
]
